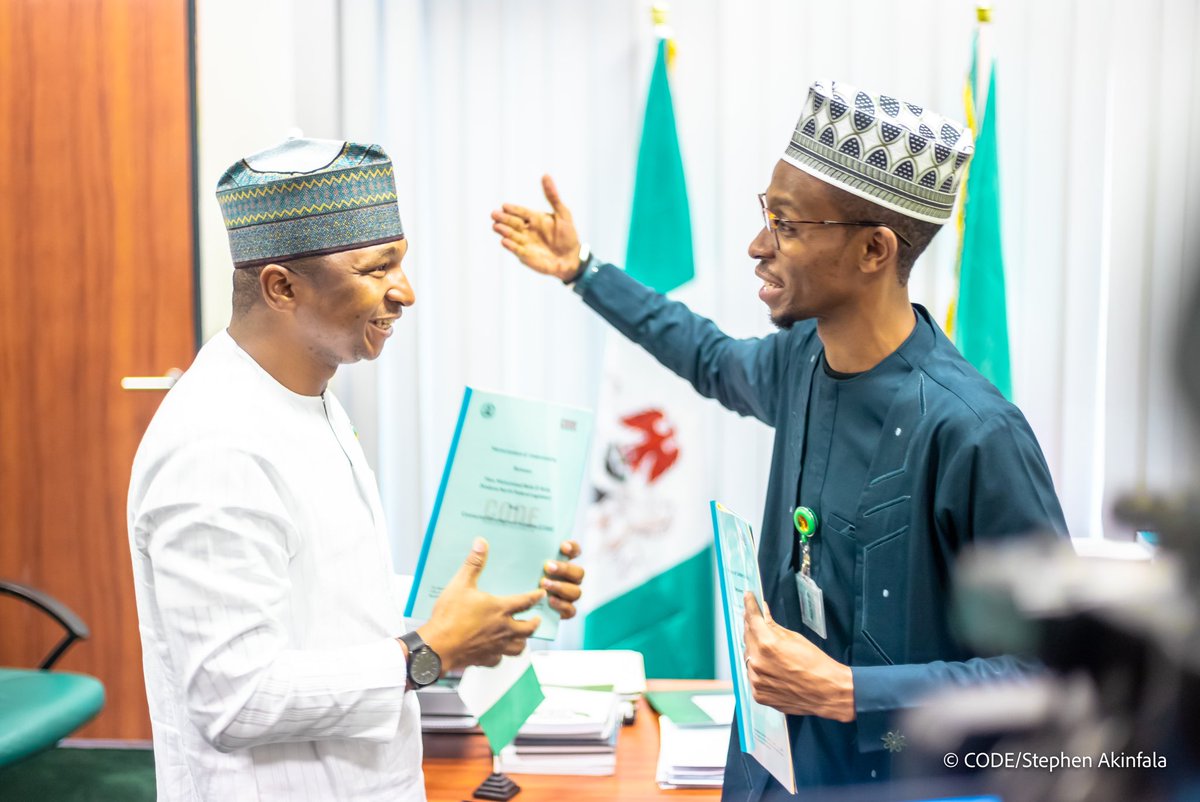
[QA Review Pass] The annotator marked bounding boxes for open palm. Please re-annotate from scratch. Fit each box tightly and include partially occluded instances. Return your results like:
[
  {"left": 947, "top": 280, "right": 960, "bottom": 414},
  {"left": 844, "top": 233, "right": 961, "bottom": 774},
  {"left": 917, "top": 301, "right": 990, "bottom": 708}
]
[{"left": 491, "top": 175, "right": 582, "bottom": 281}]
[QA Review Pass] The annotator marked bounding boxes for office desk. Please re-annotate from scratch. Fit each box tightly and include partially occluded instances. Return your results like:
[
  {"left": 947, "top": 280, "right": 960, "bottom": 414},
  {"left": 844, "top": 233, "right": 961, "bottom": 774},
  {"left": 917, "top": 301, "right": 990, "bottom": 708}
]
[{"left": 422, "top": 679, "right": 729, "bottom": 801}]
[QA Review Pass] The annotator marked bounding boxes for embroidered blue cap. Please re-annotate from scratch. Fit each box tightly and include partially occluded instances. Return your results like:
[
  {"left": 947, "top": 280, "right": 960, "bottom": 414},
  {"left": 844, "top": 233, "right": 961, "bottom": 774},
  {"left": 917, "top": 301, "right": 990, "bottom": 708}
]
[
  {"left": 216, "top": 138, "right": 404, "bottom": 268},
  {"left": 784, "top": 80, "right": 973, "bottom": 223}
]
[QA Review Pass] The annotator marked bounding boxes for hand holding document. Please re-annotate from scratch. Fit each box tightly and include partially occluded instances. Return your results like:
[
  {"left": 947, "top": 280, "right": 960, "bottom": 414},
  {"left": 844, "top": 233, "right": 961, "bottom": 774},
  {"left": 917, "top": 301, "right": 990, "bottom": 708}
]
[
  {"left": 710, "top": 501, "right": 796, "bottom": 794},
  {"left": 406, "top": 388, "right": 593, "bottom": 640},
  {"left": 417, "top": 538, "right": 545, "bottom": 671}
]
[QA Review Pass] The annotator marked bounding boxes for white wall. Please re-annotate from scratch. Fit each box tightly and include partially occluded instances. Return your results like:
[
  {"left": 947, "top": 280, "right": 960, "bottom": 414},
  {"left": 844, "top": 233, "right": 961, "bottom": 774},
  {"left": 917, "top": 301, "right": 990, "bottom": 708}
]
[
  {"left": 195, "top": 0, "right": 344, "bottom": 346},
  {"left": 196, "top": 0, "right": 1200, "bottom": 572}
]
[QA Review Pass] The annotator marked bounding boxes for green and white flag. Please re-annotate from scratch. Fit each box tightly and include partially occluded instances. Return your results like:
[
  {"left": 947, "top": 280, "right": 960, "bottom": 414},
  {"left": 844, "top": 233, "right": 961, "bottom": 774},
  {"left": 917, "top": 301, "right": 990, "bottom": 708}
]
[
  {"left": 949, "top": 24, "right": 1012, "bottom": 398},
  {"left": 580, "top": 34, "right": 715, "bottom": 680},
  {"left": 456, "top": 654, "right": 544, "bottom": 754},
  {"left": 625, "top": 37, "right": 693, "bottom": 292}
]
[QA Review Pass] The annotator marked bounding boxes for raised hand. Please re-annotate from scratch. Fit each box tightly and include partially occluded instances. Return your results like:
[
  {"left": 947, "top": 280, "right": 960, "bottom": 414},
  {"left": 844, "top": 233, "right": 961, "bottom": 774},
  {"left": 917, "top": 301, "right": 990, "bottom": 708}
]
[
  {"left": 418, "top": 538, "right": 545, "bottom": 671},
  {"left": 491, "top": 174, "right": 583, "bottom": 281}
]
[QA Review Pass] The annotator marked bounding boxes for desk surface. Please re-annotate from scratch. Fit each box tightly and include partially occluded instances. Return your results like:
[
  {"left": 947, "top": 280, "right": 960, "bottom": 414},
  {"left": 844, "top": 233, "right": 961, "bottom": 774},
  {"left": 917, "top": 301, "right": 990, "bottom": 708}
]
[{"left": 422, "top": 679, "right": 729, "bottom": 802}]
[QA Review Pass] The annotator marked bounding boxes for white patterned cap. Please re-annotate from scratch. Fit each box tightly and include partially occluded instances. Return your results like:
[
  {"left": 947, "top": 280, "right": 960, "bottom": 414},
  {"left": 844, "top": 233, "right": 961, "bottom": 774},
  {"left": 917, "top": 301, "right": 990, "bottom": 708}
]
[{"left": 783, "top": 80, "right": 973, "bottom": 223}]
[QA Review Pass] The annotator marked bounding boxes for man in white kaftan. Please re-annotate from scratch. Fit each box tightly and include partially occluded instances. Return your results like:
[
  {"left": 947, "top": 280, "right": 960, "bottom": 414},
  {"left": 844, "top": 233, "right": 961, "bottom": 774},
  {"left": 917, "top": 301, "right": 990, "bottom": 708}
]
[
  {"left": 128, "top": 330, "right": 422, "bottom": 800},
  {"left": 128, "top": 138, "right": 586, "bottom": 801}
]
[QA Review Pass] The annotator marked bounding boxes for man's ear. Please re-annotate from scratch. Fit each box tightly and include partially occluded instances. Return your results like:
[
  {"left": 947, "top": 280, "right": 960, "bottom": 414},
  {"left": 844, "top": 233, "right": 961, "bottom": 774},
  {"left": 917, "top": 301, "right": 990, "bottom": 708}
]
[
  {"left": 259, "top": 264, "right": 296, "bottom": 311},
  {"left": 859, "top": 227, "right": 900, "bottom": 277}
]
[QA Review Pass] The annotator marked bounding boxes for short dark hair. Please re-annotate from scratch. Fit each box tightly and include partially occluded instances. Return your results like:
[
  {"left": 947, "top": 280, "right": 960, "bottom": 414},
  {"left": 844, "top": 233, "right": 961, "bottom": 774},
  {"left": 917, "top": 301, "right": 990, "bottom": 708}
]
[
  {"left": 825, "top": 184, "right": 944, "bottom": 286},
  {"left": 230, "top": 254, "right": 327, "bottom": 317}
]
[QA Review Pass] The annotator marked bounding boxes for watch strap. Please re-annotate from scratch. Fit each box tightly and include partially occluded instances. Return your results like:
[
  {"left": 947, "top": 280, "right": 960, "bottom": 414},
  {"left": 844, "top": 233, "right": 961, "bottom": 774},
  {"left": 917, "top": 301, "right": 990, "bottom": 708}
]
[
  {"left": 571, "top": 255, "right": 601, "bottom": 297},
  {"left": 564, "top": 242, "right": 591, "bottom": 285},
  {"left": 399, "top": 630, "right": 429, "bottom": 656}
]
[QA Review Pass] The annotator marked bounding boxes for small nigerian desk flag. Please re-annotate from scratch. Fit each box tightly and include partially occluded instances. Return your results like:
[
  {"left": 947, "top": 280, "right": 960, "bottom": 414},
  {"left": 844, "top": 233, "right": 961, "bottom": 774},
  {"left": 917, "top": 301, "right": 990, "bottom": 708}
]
[{"left": 456, "top": 654, "right": 544, "bottom": 754}]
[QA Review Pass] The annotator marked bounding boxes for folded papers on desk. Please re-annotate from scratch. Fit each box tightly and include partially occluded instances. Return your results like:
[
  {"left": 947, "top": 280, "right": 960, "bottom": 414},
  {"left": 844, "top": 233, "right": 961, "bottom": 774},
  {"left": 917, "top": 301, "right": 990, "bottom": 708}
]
[
  {"left": 530, "top": 649, "right": 647, "bottom": 696},
  {"left": 496, "top": 687, "right": 621, "bottom": 776},
  {"left": 532, "top": 649, "right": 646, "bottom": 725},
  {"left": 646, "top": 687, "right": 733, "bottom": 789},
  {"left": 656, "top": 716, "right": 728, "bottom": 789}
]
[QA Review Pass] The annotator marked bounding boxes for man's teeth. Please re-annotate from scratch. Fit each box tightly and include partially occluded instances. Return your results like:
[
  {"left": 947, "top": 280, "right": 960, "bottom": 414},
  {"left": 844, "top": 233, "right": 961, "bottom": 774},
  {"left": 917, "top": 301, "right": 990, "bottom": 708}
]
[
  {"left": 762, "top": 280, "right": 781, "bottom": 289},
  {"left": 374, "top": 319, "right": 393, "bottom": 329}
]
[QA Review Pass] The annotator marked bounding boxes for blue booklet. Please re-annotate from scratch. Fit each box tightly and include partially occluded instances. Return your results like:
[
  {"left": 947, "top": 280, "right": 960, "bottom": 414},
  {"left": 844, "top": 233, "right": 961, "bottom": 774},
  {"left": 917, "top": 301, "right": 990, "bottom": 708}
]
[
  {"left": 710, "top": 501, "right": 796, "bottom": 793},
  {"left": 406, "top": 388, "right": 594, "bottom": 640}
]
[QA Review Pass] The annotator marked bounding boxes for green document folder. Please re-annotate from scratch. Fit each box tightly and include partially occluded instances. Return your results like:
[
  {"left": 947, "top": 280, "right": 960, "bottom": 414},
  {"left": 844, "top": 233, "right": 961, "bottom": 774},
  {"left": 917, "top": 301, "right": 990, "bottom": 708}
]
[
  {"left": 405, "top": 388, "right": 594, "bottom": 640},
  {"left": 645, "top": 689, "right": 730, "bottom": 725}
]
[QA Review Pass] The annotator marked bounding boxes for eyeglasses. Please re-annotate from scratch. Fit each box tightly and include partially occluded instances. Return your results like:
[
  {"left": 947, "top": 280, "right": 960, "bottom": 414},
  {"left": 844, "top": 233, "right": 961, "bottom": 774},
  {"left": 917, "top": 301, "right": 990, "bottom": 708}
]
[{"left": 758, "top": 193, "right": 912, "bottom": 250}]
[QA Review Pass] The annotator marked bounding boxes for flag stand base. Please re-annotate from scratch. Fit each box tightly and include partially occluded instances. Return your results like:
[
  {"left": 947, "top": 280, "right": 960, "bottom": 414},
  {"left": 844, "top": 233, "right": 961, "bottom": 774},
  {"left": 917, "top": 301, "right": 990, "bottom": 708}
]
[{"left": 473, "top": 772, "right": 520, "bottom": 800}]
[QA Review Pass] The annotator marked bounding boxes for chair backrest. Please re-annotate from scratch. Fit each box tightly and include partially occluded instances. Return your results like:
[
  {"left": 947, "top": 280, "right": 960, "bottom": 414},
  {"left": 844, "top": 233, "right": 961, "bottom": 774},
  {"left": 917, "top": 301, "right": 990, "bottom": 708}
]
[{"left": 0, "top": 580, "right": 90, "bottom": 669}]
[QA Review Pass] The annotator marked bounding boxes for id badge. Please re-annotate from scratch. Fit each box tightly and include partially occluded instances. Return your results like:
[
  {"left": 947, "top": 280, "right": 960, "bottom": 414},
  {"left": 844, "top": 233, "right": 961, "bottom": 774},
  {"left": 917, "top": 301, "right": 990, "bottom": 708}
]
[{"left": 795, "top": 573, "right": 827, "bottom": 639}]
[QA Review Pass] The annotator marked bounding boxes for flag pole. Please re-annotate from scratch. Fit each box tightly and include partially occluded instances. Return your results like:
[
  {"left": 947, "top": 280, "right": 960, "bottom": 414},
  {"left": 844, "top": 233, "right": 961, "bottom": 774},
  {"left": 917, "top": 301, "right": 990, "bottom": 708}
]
[
  {"left": 651, "top": 3, "right": 676, "bottom": 67},
  {"left": 946, "top": 3, "right": 992, "bottom": 337},
  {"left": 975, "top": 4, "right": 992, "bottom": 110}
]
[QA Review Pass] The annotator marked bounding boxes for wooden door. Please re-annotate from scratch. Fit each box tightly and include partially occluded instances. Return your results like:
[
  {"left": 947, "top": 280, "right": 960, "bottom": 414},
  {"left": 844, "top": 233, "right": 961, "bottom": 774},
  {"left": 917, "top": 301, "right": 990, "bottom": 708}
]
[{"left": 0, "top": 0, "right": 196, "bottom": 739}]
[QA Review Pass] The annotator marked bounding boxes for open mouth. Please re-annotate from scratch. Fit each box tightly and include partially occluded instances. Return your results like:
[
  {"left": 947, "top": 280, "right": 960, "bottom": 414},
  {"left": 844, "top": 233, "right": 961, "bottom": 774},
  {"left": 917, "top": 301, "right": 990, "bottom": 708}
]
[
  {"left": 369, "top": 317, "right": 396, "bottom": 334},
  {"left": 755, "top": 267, "right": 782, "bottom": 289}
]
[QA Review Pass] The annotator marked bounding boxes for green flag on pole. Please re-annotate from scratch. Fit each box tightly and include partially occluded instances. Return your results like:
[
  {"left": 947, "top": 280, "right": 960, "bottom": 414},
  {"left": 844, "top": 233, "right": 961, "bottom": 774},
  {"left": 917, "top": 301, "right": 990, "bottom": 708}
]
[
  {"left": 625, "top": 38, "right": 694, "bottom": 294},
  {"left": 581, "top": 32, "right": 715, "bottom": 680},
  {"left": 954, "top": 50, "right": 1012, "bottom": 398}
]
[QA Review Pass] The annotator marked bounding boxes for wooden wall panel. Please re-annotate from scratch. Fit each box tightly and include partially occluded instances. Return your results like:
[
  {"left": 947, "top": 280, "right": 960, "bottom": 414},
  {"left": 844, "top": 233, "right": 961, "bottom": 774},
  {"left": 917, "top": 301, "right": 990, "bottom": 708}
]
[{"left": 0, "top": 0, "right": 196, "bottom": 739}]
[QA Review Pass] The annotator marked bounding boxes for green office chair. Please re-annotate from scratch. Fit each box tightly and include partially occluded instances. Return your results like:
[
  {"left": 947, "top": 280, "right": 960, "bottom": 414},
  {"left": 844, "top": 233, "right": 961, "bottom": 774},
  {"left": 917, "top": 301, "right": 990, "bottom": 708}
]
[{"left": 0, "top": 580, "right": 106, "bottom": 767}]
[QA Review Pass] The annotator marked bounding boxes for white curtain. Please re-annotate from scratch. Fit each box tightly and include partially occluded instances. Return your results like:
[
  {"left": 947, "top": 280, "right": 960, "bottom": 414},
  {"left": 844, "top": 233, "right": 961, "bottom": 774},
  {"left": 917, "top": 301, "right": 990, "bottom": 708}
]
[{"left": 197, "top": 0, "right": 1200, "bottom": 576}]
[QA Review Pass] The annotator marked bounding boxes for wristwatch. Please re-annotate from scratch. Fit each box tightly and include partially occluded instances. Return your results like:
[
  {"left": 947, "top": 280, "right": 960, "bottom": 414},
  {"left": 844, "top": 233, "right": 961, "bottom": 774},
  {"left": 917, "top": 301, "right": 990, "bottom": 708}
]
[
  {"left": 399, "top": 631, "right": 442, "bottom": 688},
  {"left": 564, "top": 242, "right": 591, "bottom": 285}
]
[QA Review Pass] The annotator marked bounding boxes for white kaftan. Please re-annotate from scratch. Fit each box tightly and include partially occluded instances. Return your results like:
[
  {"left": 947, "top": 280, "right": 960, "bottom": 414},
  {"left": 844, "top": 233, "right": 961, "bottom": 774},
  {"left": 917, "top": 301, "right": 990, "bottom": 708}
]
[{"left": 128, "top": 330, "right": 423, "bottom": 801}]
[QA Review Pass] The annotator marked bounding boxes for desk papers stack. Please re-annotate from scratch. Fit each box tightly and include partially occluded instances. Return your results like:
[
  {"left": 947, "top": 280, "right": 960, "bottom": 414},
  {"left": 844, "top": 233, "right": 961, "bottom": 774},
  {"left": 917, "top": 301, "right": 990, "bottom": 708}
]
[
  {"left": 656, "top": 717, "right": 728, "bottom": 788},
  {"left": 647, "top": 689, "right": 733, "bottom": 789},
  {"left": 530, "top": 649, "right": 647, "bottom": 724},
  {"left": 496, "top": 687, "right": 621, "bottom": 776}
]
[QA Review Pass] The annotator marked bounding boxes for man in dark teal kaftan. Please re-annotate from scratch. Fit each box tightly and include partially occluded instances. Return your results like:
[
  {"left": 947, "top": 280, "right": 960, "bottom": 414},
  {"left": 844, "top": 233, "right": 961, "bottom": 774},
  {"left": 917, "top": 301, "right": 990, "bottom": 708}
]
[{"left": 491, "top": 79, "right": 1067, "bottom": 797}]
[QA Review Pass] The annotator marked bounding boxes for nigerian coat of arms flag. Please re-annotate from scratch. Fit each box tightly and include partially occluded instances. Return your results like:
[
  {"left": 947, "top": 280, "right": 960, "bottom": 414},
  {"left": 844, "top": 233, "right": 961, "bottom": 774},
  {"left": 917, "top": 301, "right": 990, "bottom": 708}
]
[{"left": 580, "top": 35, "right": 715, "bottom": 679}]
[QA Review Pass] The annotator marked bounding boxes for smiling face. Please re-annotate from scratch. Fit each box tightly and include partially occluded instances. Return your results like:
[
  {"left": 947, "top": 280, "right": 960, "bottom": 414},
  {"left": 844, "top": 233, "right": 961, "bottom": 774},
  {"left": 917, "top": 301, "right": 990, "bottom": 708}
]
[
  {"left": 289, "top": 239, "right": 414, "bottom": 367},
  {"left": 750, "top": 161, "right": 880, "bottom": 329}
]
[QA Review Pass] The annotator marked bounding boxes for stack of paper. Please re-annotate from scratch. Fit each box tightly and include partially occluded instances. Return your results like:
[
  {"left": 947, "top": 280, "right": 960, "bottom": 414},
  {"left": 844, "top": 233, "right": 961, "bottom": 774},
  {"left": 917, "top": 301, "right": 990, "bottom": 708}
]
[
  {"left": 647, "top": 689, "right": 733, "bottom": 789},
  {"left": 531, "top": 649, "right": 646, "bottom": 724},
  {"left": 656, "top": 716, "right": 728, "bottom": 788},
  {"left": 496, "top": 687, "right": 621, "bottom": 776},
  {"left": 416, "top": 678, "right": 480, "bottom": 733}
]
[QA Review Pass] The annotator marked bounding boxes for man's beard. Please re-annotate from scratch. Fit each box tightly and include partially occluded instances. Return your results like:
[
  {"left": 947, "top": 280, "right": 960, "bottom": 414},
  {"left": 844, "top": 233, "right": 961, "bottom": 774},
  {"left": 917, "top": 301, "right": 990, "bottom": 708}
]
[{"left": 769, "top": 309, "right": 802, "bottom": 330}]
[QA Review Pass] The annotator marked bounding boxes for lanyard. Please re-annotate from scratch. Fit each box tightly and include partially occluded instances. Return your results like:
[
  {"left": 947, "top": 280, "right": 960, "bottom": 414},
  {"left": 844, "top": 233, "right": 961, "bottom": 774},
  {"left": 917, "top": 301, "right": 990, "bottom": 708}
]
[
  {"left": 791, "top": 354, "right": 823, "bottom": 574},
  {"left": 792, "top": 506, "right": 818, "bottom": 576}
]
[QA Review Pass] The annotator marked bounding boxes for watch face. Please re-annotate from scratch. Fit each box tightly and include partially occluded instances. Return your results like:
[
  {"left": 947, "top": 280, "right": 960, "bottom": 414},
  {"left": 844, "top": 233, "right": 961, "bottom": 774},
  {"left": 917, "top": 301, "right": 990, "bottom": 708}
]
[{"left": 409, "top": 648, "right": 441, "bottom": 687}]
